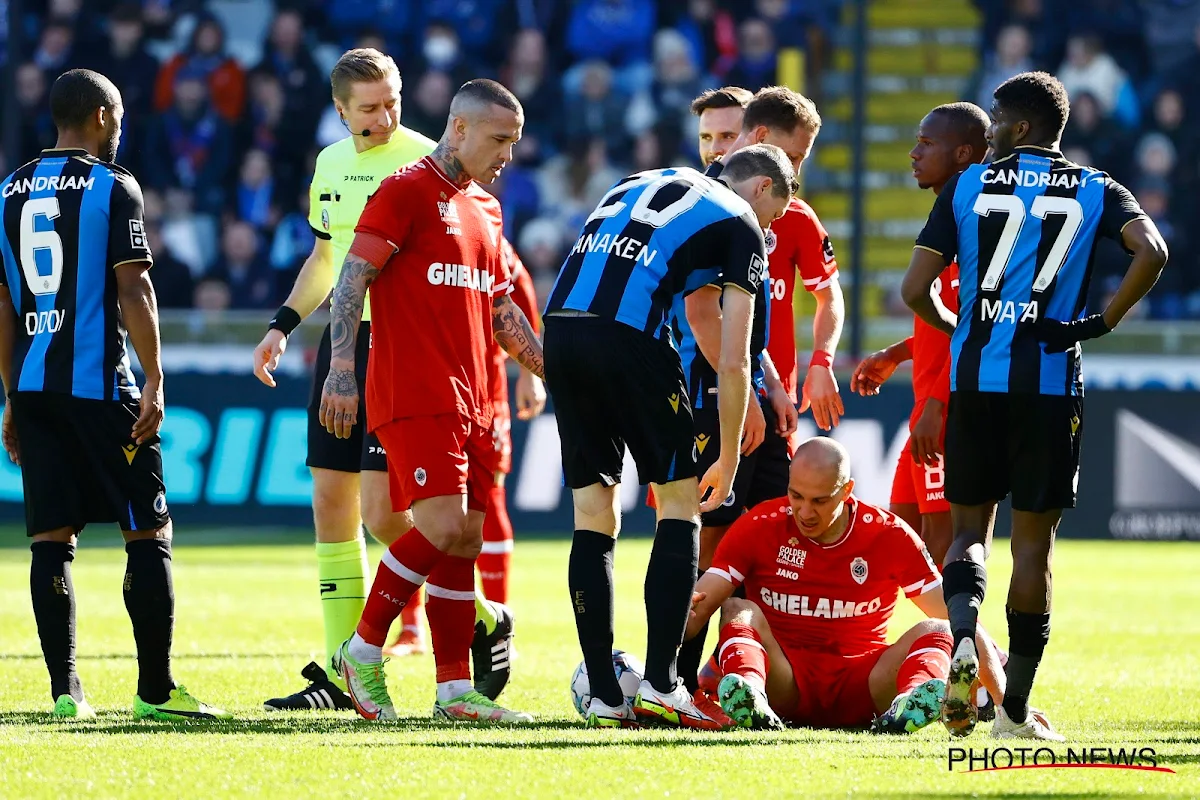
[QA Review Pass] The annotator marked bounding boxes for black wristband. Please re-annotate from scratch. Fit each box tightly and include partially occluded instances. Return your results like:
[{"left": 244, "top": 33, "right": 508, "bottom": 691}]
[{"left": 268, "top": 305, "right": 302, "bottom": 336}]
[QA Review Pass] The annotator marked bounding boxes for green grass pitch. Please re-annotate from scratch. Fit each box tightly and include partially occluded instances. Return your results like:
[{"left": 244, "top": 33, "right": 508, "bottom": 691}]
[{"left": 0, "top": 529, "right": 1196, "bottom": 798}]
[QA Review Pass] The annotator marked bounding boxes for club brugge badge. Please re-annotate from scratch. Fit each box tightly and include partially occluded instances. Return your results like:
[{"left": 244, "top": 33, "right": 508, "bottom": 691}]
[{"left": 850, "top": 557, "right": 868, "bottom": 585}]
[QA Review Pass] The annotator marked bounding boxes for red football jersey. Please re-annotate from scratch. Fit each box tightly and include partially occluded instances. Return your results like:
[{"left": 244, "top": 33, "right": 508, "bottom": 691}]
[
  {"left": 765, "top": 197, "right": 839, "bottom": 400},
  {"left": 909, "top": 261, "right": 959, "bottom": 429},
  {"left": 709, "top": 495, "right": 941, "bottom": 657},
  {"left": 488, "top": 238, "right": 539, "bottom": 405},
  {"left": 355, "top": 156, "right": 512, "bottom": 431}
]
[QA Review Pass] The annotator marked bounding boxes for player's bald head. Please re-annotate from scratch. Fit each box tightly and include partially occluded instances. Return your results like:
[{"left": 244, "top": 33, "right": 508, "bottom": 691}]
[
  {"left": 929, "top": 102, "right": 989, "bottom": 158},
  {"left": 449, "top": 78, "right": 523, "bottom": 123},
  {"left": 791, "top": 437, "right": 851, "bottom": 489}
]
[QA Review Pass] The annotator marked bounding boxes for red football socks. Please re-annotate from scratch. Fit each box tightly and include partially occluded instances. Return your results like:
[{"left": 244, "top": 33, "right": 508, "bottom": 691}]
[
  {"left": 479, "top": 485, "right": 513, "bottom": 603},
  {"left": 402, "top": 584, "right": 425, "bottom": 628},
  {"left": 897, "top": 630, "right": 953, "bottom": 694},
  {"left": 716, "top": 621, "right": 768, "bottom": 691},
  {"left": 356, "top": 529, "right": 444, "bottom": 646},
  {"left": 426, "top": 555, "right": 477, "bottom": 683}
]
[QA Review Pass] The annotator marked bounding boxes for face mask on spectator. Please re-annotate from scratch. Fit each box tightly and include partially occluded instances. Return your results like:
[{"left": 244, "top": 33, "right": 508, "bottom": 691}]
[{"left": 424, "top": 36, "right": 458, "bottom": 68}]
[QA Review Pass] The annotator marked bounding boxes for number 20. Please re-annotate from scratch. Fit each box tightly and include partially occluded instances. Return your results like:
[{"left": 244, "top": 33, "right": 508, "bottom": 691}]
[
  {"left": 973, "top": 194, "right": 1083, "bottom": 292},
  {"left": 20, "top": 197, "right": 65, "bottom": 296},
  {"left": 585, "top": 172, "right": 705, "bottom": 229}
]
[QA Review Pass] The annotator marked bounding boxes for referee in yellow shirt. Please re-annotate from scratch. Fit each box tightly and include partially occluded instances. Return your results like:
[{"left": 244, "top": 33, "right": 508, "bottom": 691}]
[{"left": 252, "top": 49, "right": 510, "bottom": 711}]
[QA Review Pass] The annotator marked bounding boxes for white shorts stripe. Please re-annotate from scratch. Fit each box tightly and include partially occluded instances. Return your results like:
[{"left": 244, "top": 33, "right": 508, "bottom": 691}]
[
  {"left": 717, "top": 636, "right": 766, "bottom": 662},
  {"left": 425, "top": 583, "right": 476, "bottom": 601},
  {"left": 917, "top": 577, "right": 943, "bottom": 596},
  {"left": 480, "top": 540, "right": 514, "bottom": 554},
  {"left": 904, "top": 646, "right": 950, "bottom": 661},
  {"left": 381, "top": 549, "right": 429, "bottom": 585},
  {"left": 901, "top": 578, "right": 926, "bottom": 594}
]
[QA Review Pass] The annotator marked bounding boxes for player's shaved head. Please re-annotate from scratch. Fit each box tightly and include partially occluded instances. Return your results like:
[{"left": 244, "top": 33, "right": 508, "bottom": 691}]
[
  {"left": 929, "top": 102, "right": 989, "bottom": 155},
  {"left": 50, "top": 69, "right": 122, "bottom": 131},
  {"left": 450, "top": 78, "right": 523, "bottom": 122},
  {"left": 791, "top": 437, "right": 851, "bottom": 489}
]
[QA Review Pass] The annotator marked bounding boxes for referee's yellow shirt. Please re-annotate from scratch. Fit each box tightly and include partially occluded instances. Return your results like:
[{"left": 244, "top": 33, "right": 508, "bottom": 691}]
[{"left": 307, "top": 125, "right": 437, "bottom": 321}]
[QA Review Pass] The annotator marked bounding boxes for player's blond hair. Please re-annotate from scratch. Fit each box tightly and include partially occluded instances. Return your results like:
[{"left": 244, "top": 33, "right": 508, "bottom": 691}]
[{"left": 330, "top": 48, "right": 400, "bottom": 105}]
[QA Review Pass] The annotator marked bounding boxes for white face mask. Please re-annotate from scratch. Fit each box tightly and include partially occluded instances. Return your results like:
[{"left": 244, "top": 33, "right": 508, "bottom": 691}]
[{"left": 424, "top": 36, "right": 457, "bottom": 67}]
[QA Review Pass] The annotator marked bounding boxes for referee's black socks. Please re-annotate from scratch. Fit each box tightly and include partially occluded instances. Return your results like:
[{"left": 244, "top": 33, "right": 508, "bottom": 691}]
[
  {"left": 942, "top": 559, "right": 987, "bottom": 651},
  {"left": 569, "top": 530, "right": 622, "bottom": 707},
  {"left": 124, "top": 537, "right": 176, "bottom": 705},
  {"left": 1003, "top": 607, "right": 1051, "bottom": 724},
  {"left": 644, "top": 518, "right": 700, "bottom": 694},
  {"left": 30, "top": 540, "right": 82, "bottom": 702}
]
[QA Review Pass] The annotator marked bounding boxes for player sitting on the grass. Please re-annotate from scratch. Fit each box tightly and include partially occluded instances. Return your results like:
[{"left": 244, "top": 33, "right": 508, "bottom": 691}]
[{"left": 686, "top": 438, "right": 1006, "bottom": 732}]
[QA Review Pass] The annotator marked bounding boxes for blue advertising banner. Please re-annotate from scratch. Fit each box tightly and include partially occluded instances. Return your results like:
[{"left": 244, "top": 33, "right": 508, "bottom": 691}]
[{"left": 0, "top": 373, "right": 1195, "bottom": 540}]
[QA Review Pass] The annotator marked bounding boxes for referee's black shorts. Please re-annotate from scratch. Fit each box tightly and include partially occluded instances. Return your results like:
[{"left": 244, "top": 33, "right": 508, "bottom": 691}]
[
  {"left": 944, "top": 390, "right": 1083, "bottom": 513},
  {"left": 544, "top": 315, "right": 698, "bottom": 489},
  {"left": 9, "top": 392, "right": 171, "bottom": 536},
  {"left": 306, "top": 321, "right": 388, "bottom": 473}
]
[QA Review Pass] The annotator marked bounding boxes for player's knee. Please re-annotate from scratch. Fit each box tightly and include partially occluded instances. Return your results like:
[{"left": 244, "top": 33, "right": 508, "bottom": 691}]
[
  {"left": 122, "top": 521, "right": 172, "bottom": 544},
  {"left": 719, "top": 597, "right": 760, "bottom": 628},
  {"left": 417, "top": 511, "right": 471, "bottom": 550},
  {"left": 363, "top": 506, "right": 411, "bottom": 546},
  {"left": 912, "top": 617, "right": 950, "bottom": 637}
]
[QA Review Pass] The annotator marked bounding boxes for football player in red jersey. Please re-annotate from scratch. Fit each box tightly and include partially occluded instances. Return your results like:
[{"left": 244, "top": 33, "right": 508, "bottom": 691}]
[
  {"left": 850, "top": 103, "right": 990, "bottom": 565},
  {"left": 318, "top": 79, "right": 543, "bottom": 723},
  {"left": 686, "top": 438, "right": 1007, "bottom": 733}
]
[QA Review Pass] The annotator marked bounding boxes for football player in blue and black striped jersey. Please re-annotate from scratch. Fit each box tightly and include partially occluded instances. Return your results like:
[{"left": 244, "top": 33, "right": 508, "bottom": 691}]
[
  {"left": 902, "top": 71, "right": 1167, "bottom": 740},
  {"left": 0, "top": 69, "right": 227, "bottom": 721}
]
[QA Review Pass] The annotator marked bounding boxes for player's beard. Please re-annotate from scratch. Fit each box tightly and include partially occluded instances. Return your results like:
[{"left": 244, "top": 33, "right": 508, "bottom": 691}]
[{"left": 101, "top": 130, "right": 120, "bottom": 163}]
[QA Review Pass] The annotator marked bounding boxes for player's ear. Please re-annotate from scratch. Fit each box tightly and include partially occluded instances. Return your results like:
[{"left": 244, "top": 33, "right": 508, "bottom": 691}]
[
  {"left": 753, "top": 125, "right": 769, "bottom": 145},
  {"left": 842, "top": 478, "right": 855, "bottom": 500}
]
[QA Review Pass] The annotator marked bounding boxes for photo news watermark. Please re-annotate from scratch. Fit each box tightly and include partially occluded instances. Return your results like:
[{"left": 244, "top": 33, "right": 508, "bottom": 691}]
[{"left": 948, "top": 746, "right": 1176, "bottom": 774}]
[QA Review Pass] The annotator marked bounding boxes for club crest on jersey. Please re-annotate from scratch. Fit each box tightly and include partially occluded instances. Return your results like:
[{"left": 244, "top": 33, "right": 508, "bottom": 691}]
[
  {"left": 851, "top": 557, "right": 868, "bottom": 585},
  {"left": 154, "top": 492, "right": 168, "bottom": 515},
  {"left": 321, "top": 208, "right": 330, "bottom": 230},
  {"left": 414, "top": 468, "right": 427, "bottom": 487},
  {"left": 764, "top": 228, "right": 777, "bottom": 255},
  {"left": 722, "top": 491, "right": 736, "bottom": 508}
]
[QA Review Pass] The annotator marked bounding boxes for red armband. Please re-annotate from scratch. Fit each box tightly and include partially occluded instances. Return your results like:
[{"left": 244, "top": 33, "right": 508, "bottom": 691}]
[
  {"left": 348, "top": 232, "right": 398, "bottom": 269},
  {"left": 809, "top": 350, "right": 834, "bottom": 369}
]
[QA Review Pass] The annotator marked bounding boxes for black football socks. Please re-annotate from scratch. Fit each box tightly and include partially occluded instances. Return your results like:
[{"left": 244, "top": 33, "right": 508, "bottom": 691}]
[
  {"left": 569, "top": 529, "right": 622, "bottom": 707},
  {"left": 643, "top": 518, "right": 700, "bottom": 694},
  {"left": 30, "top": 541, "right": 82, "bottom": 701},
  {"left": 942, "top": 559, "right": 988, "bottom": 651},
  {"left": 1003, "top": 607, "right": 1051, "bottom": 723},
  {"left": 123, "top": 538, "right": 176, "bottom": 705}
]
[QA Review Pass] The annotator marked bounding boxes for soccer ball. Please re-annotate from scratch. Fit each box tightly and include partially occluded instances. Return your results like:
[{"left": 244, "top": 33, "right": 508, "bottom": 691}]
[{"left": 569, "top": 649, "right": 645, "bottom": 718}]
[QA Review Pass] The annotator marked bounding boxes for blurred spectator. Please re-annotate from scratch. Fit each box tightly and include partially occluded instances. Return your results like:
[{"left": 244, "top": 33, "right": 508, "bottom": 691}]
[
  {"left": 86, "top": 4, "right": 159, "bottom": 120},
  {"left": 566, "top": 0, "right": 657, "bottom": 69},
  {"left": 564, "top": 61, "right": 630, "bottom": 157},
  {"left": 990, "top": 0, "right": 1068, "bottom": 70},
  {"left": 32, "top": 19, "right": 76, "bottom": 76},
  {"left": 1060, "top": 92, "right": 1132, "bottom": 185},
  {"left": 724, "top": 18, "right": 777, "bottom": 92},
  {"left": 538, "top": 138, "right": 621, "bottom": 237},
  {"left": 1144, "top": 1, "right": 1200, "bottom": 76},
  {"left": 1133, "top": 131, "right": 1178, "bottom": 183},
  {"left": 233, "top": 149, "right": 277, "bottom": 230},
  {"left": 1167, "top": 23, "right": 1200, "bottom": 115},
  {"left": 499, "top": 29, "right": 563, "bottom": 153},
  {"left": 210, "top": 221, "right": 275, "bottom": 309},
  {"left": 141, "top": 0, "right": 193, "bottom": 41},
  {"left": 627, "top": 29, "right": 707, "bottom": 145},
  {"left": 1133, "top": 178, "right": 1190, "bottom": 318},
  {"left": 321, "top": 0, "right": 414, "bottom": 51},
  {"left": 1065, "top": 0, "right": 1147, "bottom": 82},
  {"left": 146, "top": 221, "right": 195, "bottom": 309},
  {"left": 969, "top": 25, "right": 1034, "bottom": 111},
  {"left": 193, "top": 276, "right": 232, "bottom": 312},
  {"left": 237, "top": 73, "right": 309, "bottom": 202},
  {"left": 252, "top": 9, "right": 324, "bottom": 142},
  {"left": 672, "top": 0, "right": 738, "bottom": 77},
  {"left": 270, "top": 189, "right": 316, "bottom": 277},
  {"left": 155, "top": 13, "right": 246, "bottom": 122},
  {"left": 1057, "top": 33, "right": 1139, "bottom": 126},
  {"left": 404, "top": 70, "right": 454, "bottom": 141},
  {"left": 45, "top": 0, "right": 104, "bottom": 51},
  {"left": 420, "top": 0, "right": 508, "bottom": 65},
  {"left": 143, "top": 73, "right": 233, "bottom": 215},
  {"left": 404, "top": 19, "right": 477, "bottom": 89},
  {"left": 16, "top": 62, "right": 56, "bottom": 158},
  {"left": 517, "top": 216, "right": 566, "bottom": 299},
  {"left": 632, "top": 129, "right": 663, "bottom": 173},
  {"left": 492, "top": 137, "right": 543, "bottom": 240}
]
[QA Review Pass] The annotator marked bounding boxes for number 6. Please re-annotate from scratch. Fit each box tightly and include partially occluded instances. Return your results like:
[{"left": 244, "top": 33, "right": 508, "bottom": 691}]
[{"left": 20, "top": 197, "right": 64, "bottom": 296}]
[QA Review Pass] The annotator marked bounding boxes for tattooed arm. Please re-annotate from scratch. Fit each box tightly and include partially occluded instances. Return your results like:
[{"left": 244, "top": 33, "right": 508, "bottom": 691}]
[
  {"left": 492, "top": 293, "right": 544, "bottom": 379},
  {"left": 319, "top": 251, "right": 380, "bottom": 439}
]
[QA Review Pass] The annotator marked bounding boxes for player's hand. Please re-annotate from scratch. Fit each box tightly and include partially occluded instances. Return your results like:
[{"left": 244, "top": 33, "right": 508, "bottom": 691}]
[
  {"left": 1035, "top": 313, "right": 1111, "bottom": 354},
  {"left": 689, "top": 590, "right": 707, "bottom": 620},
  {"left": 850, "top": 348, "right": 900, "bottom": 396},
  {"left": 515, "top": 371, "right": 546, "bottom": 420},
  {"left": 253, "top": 329, "right": 288, "bottom": 388},
  {"left": 699, "top": 456, "right": 737, "bottom": 513},
  {"left": 767, "top": 385, "right": 799, "bottom": 438},
  {"left": 801, "top": 365, "right": 844, "bottom": 430},
  {"left": 910, "top": 399, "right": 945, "bottom": 465},
  {"left": 319, "top": 364, "right": 359, "bottom": 439},
  {"left": 132, "top": 380, "right": 165, "bottom": 445},
  {"left": 742, "top": 395, "right": 765, "bottom": 455},
  {"left": 2, "top": 402, "right": 19, "bottom": 465}
]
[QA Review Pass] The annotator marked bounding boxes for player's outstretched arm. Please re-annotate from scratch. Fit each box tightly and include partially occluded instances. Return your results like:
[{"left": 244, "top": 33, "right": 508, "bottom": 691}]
[
  {"left": 902, "top": 248, "right": 957, "bottom": 337},
  {"left": 802, "top": 280, "right": 846, "bottom": 430},
  {"left": 0, "top": 285, "right": 18, "bottom": 464},
  {"left": 319, "top": 248, "right": 379, "bottom": 440},
  {"left": 700, "top": 287, "right": 753, "bottom": 513},
  {"left": 686, "top": 570, "right": 736, "bottom": 641},
  {"left": 254, "top": 237, "right": 334, "bottom": 387},
  {"left": 115, "top": 262, "right": 164, "bottom": 445},
  {"left": 491, "top": 294, "right": 544, "bottom": 379}
]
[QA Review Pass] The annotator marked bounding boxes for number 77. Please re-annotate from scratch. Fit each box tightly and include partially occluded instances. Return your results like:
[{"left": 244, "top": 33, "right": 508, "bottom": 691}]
[{"left": 974, "top": 194, "right": 1083, "bottom": 292}]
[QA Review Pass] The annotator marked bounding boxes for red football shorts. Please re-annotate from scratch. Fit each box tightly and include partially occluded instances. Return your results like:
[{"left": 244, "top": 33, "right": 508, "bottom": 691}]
[
  {"left": 774, "top": 646, "right": 886, "bottom": 728},
  {"left": 374, "top": 413, "right": 495, "bottom": 512},
  {"left": 488, "top": 399, "right": 513, "bottom": 476},
  {"left": 889, "top": 437, "right": 950, "bottom": 515}
]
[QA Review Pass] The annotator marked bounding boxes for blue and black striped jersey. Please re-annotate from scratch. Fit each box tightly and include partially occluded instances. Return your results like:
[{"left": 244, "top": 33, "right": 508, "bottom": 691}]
[
  {"left": 0, "top": 148, "right": 152, "bottom": 400},
  {"left": 915, "top": 146, "right": 1144, "bottom": 396},
  {"left": 545, "top": 167, "right": 767, "bottom": 345}
]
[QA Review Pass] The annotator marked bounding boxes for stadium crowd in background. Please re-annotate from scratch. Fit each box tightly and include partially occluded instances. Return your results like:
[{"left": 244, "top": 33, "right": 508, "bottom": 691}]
[{"left": 4, "top": 0, "right": 1197, "bottom": 317}]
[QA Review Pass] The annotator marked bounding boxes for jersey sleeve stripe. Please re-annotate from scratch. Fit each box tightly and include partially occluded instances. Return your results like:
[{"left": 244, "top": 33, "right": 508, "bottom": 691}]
[
  {"left": 1118, "top": 216, "right": 1148, "bottom": 234},
  {"left": 704, "top": 567, "right": 737, "bottom": 584},
  {"left": 904, "top": 576, "right": 943, "bottom": 597},
  {"left": 310, "top": 224, "right": 332, "bottom": 241},
  {"left": 728, "top": 565, "right": 745, "bottom": 583},
  {"left": 803, "top": 274, "right": 837, "bottom": 291},
  {"left": 913, "top": 244, "right": 943, "bottom": 256},
  {"left": 111, "top": 257, "right": 153, "bottom": 269}
]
